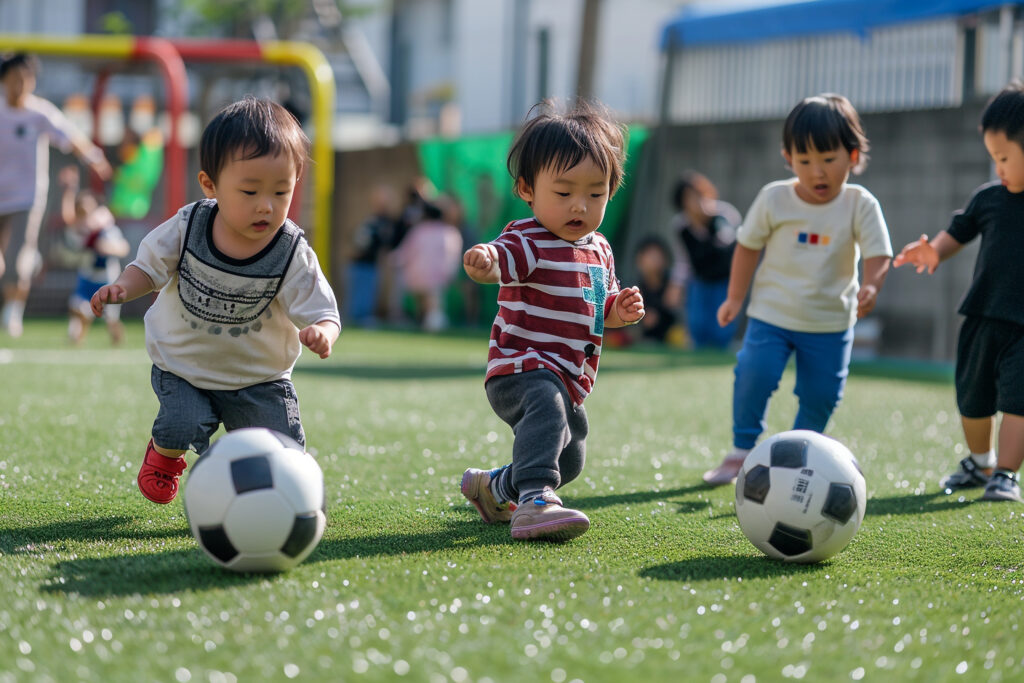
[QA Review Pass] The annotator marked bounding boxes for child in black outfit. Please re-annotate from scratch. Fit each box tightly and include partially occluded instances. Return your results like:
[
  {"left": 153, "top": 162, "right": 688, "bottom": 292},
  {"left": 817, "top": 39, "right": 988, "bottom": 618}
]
[{"left": 894, "top": 81, "right": 1024, "bottom": 503}]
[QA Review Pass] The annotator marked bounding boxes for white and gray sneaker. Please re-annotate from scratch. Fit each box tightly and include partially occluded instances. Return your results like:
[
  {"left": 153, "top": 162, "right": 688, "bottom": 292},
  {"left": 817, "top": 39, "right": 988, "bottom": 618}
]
[
  {"left": 939, "top": 456, "right": 991, "bottom": 490},
  {"left": 980, "top": 471, "right": 1022, "bottom": 502}
]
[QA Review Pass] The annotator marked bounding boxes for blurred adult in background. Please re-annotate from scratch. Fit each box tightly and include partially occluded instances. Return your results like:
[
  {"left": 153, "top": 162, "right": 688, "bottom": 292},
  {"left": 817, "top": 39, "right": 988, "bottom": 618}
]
[
  {"left": 666, "top": 171, "right": 740, "bottom": 349},
  {"left": 347, "top": 184, "right": 397, "bottom": 326},
  {"left": 393, "top": 200, "right": 463, "bottom": 332},
  {"left": 0, "top": 52, "right": 112, "bottom": 337}
]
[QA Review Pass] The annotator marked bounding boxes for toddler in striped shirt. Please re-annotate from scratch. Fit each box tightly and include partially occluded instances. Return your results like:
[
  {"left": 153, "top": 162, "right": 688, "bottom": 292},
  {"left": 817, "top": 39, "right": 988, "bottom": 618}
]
[{"left": 460, "top": 99, "right": 645, "bottom": 542}]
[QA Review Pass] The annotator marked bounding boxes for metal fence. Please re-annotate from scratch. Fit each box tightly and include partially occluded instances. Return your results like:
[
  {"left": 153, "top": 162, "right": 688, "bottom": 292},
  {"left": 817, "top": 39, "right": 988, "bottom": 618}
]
[{"left": 665, "top": 11, "right": 1018, "bottom": 122}]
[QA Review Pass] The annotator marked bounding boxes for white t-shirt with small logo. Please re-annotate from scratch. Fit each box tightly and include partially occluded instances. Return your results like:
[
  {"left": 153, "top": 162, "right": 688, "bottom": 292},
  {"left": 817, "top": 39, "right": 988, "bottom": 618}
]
[
  {"left": 0, "top": 96, "right": 74, "bottom": 214},
  {"left": 737, "top": 179, "right": 892, "bottom": 333}
]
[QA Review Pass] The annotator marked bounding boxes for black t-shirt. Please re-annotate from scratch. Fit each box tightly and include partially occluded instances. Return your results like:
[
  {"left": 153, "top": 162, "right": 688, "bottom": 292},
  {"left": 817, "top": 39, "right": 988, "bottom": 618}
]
[
  {"left": 679, "top": 214, "right": 735, "bottom": 283},
  {"left": 946, "top": 181, "right": 1024, "bottom": 325}
]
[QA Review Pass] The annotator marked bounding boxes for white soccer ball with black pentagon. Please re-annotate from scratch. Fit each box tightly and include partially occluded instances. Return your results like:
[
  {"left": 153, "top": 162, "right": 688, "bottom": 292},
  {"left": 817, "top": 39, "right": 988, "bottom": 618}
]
[
  {"left": 183, "top": 428, "right": 326, "bottom": 572},
  {"left": 734, "top": 430, "right": 865, "bottom": 563}
]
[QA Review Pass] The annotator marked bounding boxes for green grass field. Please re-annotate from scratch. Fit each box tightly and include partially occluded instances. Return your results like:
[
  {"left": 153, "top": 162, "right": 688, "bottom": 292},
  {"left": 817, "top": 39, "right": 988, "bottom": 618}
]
[{"left": 1, "top": 320, "right": 1022, "bottom": 683}]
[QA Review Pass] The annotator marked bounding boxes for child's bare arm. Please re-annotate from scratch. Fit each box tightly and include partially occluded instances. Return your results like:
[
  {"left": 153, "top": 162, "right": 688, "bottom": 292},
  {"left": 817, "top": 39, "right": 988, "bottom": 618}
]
[
  {"left": 299, "top": 320, "right": 341, "bottom": 359},
  {"left": 892, "top": 231, "right": 962, "bottom": 274},
  {"left": 90, "top": 265, "right": 154, "bottom": 317},
  {"left": 58, "top": 166, "right": 79, "bottom": 226},
  {"left": 717, "top": 244, "right": 761, "bottom": 326},
  {"left": 463, "top": 243, "right": 500, "bottom": 284},
  {"left": 857, "top": 255, "right": 891, "bottom": 318},
  {"left": 605, "top": 286, "right": 645, "bottom": 328}
]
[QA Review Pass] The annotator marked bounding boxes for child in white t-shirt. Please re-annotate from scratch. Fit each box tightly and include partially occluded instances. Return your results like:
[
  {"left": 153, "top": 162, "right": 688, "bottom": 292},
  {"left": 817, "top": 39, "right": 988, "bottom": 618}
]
[
  {"left": 703, "top": 93, "right": 893, "bottom": 486},
  {"left": 91, "top": 97, "right": 340, "bottom": 505},
  {"left": 0, "top": 52, "right": 111, "bottom": 337}
]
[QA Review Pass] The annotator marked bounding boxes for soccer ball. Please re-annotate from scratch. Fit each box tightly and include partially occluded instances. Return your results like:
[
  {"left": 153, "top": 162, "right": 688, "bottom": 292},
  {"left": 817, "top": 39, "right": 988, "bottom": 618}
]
[
  {"left": 734, "top": 430, "right": 865, "bottom": 563},
  {"left": 183, "top": 428, "right": 327, "bottom": 573}
]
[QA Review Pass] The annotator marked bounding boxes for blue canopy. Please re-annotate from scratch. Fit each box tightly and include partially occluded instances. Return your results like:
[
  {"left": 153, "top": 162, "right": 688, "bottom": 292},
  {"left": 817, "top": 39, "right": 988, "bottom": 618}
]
[{"left": 661, "top": 0, "right": 1017, "bottom": 49}]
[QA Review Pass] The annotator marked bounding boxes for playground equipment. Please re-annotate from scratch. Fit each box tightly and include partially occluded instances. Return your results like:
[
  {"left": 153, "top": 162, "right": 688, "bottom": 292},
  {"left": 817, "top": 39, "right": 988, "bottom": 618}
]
[{"left": 0, "top": 34, "right": 336, "bottom": 277}]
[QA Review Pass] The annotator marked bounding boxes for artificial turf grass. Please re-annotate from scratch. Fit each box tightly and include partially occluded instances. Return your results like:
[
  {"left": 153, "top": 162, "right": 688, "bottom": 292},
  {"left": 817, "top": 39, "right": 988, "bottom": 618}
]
[{"left": 2, "top": 320, "right": 1023, "bottom": 683}]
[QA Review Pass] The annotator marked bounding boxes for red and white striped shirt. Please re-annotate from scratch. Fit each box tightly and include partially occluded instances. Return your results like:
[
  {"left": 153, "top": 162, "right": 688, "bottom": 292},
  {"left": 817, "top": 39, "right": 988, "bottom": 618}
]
[{"left": 485, "top": 218, "right": 621, "bottom": 404}]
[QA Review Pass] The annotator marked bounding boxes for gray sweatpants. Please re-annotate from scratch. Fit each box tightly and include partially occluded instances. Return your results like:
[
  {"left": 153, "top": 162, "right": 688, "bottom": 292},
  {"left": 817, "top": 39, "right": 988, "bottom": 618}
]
[{"left": 486, "top": 369, "right": 588, "bottom": 502}]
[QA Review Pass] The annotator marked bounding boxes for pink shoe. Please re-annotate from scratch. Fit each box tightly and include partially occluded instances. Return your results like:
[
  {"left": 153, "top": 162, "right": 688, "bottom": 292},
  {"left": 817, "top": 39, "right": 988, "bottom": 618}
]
[
  {"left": 461, "top": 468, "right": 517, "bottom": 523},
  {"left": 702, "top": 451, "right": 748, "bottom": 487},
  {"left": 137, "top": 440, "right": 187, "bottom": 504},
  {"left": 510, "top": 490, "right": 589, "bottom": 541}
]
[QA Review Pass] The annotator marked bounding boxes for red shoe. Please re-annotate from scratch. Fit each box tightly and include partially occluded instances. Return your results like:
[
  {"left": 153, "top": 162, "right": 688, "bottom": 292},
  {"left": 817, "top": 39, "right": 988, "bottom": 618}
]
[{"left": 137, "top": 440, "right": 187, "bottom": 504}]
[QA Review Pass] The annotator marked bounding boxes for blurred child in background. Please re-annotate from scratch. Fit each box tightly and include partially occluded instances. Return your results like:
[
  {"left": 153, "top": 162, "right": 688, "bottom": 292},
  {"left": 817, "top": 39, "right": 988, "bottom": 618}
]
[
  {"left": 633, "top": 235, "right": 681, "bottom": 345},
  {"left": 460, "top": 99, "right": 645, "bottom": 542},
  {"left": 58, "top": 165, "right": 128, "bottom": 345},
  {"left": 704, "top": 93, "right": 892, "bottom": 486},
  {"left": 894, "top": 81, "right": 1024, "bottom": 503},
  {"left": 91, "top": 98, "right": 340, "bottom": 506},
  {"left": 393, "top": 198, "right": 463, "bottom": 332}
]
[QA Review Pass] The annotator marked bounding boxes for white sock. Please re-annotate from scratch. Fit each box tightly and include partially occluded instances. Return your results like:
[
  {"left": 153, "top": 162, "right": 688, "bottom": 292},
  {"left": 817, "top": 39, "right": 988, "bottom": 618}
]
[
  {"left": 970, "top": 450, "right": 996, "bottom": 469},
  {"left": 518, "top": 488, "right": 547, "bottom": 506},
  {"left": 729, "top": 447, "right": 751, "bottom": 460},
  {"left": 2, "top": 300, "right": 24, "bottom": 324}
]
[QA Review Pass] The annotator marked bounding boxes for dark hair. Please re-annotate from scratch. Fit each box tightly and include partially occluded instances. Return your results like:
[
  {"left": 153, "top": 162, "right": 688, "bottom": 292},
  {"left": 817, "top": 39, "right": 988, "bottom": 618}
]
[
  {"left": 980, "top": 80, "right": 1024, "bottom": 148},
  {"left": 507, "top": 99, "right": 627, "bottom": 199},
  {"left": 671, "top": 170, "right": 718, "bottom": 210},
  {"left": 0, "top": 52, "right": 39, "bottom": 80},
  {"left": 199, "top": 96, "right": 310, "bottom": 182},
  {"left": 635, "top": 234, "right": 671, "bottom": 258},
  {"left": 782, "top": 93, "right": 869, "bottom": 174}
]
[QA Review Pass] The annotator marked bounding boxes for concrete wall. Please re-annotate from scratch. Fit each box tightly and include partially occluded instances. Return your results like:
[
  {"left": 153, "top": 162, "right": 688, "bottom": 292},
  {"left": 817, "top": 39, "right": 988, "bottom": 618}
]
[{"left": 626, "top": 100, "right": 993, "bottom": 361}]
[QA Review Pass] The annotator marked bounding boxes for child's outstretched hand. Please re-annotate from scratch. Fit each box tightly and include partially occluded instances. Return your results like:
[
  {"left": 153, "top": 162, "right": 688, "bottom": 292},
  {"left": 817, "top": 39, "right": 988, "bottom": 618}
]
[
  {"left": 614, "top": 286, "right": 645, "bottom": 325},
  {"left": 893, "top": 234, "right": 939, "bottom": 274},
  {"left": 717, "top": 297, "right": 743, "bottom": 327},
  {"left": 463, "top": 244, "right": 499, "bottom": 283},
  {"left": 857, "top": 284, "right": 879, "bottom": 318},
  {"left": 90, "top": 284, "right": 127, "bottom": 318},
  {"left": 299, "top": 322, "right": 337, "bottom": 359}
]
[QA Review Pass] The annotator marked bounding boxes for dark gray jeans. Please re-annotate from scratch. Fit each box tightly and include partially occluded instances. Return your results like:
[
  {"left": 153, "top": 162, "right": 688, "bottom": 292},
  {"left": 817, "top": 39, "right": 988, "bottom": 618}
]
[
  {"left": 486, "top": 369, "right": 588, "bottom": 500},
  {"left": 150, "top": 366, "right": 305, "bottom": 453}
]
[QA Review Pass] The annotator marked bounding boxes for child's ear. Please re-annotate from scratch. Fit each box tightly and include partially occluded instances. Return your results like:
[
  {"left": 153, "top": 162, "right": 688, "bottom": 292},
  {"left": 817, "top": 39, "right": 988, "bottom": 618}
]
[
  {"left": 197, "top": 171, "right": 217, "bottom": 199},
  {"left": 850, "top": 148, "right": 860, "bottom": 166},
  {"left": 781, "top": 148, "right": 793, "bottom": 169},
  {"left": 515, "top": 177, "right": 534, "bottom": 205}
]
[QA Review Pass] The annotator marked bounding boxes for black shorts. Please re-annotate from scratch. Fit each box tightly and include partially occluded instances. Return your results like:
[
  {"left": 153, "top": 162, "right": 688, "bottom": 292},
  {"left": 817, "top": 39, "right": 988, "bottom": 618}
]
[{"left": 955, "top": 315, "right": 1024, "bottom": 418}]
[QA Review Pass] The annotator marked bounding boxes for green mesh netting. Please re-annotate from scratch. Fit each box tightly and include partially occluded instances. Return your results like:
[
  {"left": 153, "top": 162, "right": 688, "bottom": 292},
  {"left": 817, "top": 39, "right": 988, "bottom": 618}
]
[{"left": 415, "top": 125, "right": 649, "bottom": 326}]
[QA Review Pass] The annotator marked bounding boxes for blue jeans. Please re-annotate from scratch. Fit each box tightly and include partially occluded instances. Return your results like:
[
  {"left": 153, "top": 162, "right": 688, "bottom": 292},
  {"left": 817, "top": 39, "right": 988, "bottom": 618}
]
[
  {"left": 346, "top": 261, "right": 379, "bottom": 325},
  {"left": 732, "top": 318, "right": 854, "bottom": 449},
  {"left": 687, "top": 278, "right": 735, "bottom": 349}
]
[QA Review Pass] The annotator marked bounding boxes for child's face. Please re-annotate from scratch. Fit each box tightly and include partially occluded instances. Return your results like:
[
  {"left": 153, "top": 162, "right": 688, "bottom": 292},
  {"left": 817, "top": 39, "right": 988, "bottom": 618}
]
[
  {"left": 784, "top": 143, "right": 858, "bottom": 205},
  {"left": 635, "top": 245, "right": 667, "bottom": 278},
  {"left": 516, "top": 155, "right": 611, "bottom": 243},
  {"left": 983, "top": 130, "right": 1024, "bottom": 193},
  {"left": 198, "top": 152, "right": 297, "bottom": 250},
  {"left": 2, "top": 66, "right": 35, "bottom": 105}
]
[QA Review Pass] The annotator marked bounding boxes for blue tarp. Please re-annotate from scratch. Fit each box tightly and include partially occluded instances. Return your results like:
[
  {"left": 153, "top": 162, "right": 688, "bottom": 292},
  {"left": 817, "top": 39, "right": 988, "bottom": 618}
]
[{"left": 661, "top": 0, "right": 1017, "bottom": 49}]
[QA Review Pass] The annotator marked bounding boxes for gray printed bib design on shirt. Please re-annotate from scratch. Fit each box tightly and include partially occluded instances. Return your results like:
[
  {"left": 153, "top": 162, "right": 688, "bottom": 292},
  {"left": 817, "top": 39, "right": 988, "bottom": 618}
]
[{"left": 176, "top": 199, "right": 300, "bottom": 337}]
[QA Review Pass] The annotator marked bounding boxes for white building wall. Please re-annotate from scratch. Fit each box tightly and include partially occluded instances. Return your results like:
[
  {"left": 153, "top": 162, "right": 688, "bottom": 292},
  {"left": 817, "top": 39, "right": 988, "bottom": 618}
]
[
  {"left": 453, "top": 0, "right": 511, "bottom": 133},
  {"left": 0, "top": 0, "right": 84, "bottom": 35},
  {"left": 394, "top": 0, "right": 684, "bottom": 135}
]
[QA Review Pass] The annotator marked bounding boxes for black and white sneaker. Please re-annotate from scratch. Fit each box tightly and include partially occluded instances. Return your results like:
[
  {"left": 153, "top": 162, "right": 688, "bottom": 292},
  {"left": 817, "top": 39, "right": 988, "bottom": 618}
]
[
  {"left": 981, "top": 471, "right": 1022, "bottom": 503},
  {"left": 939, "top": 456, "right": 991, "bottom": 490}
]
